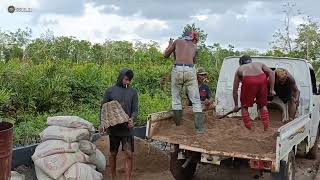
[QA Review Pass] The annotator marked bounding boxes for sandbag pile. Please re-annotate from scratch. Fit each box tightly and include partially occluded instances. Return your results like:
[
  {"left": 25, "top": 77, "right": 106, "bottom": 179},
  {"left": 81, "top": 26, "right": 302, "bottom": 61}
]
[{"left": 32, "top": 116, "right": 106, "bottom": 180}]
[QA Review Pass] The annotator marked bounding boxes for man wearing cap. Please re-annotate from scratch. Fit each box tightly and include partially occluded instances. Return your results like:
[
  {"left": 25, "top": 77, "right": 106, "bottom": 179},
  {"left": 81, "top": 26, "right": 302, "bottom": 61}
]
[
  {"left": 274, "top": 68, "right": 300, "bottom": 120},
  {"left": 187, "top": 67, "right": 213, "bottom": 108},
  {"left": 232, "top": 55, "right": 275, "bottom": 131},
  {"left": 163, "top": 31, "right": 204, "bottom": 134}
]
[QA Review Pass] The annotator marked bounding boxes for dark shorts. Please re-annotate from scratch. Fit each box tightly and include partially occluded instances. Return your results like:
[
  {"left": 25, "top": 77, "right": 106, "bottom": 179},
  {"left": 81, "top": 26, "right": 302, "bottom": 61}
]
[{"left": 109, "top": 135, "right": 134, "bottom": 153}]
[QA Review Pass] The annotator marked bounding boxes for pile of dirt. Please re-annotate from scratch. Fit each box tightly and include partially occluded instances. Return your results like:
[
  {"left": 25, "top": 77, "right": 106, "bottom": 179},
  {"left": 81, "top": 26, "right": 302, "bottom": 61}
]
[
  {"left": 95, "top": 136, "right": 174, "bottom": 180},
  {"left": 151, "top": 108, "right": 284, "bottom": 159}
]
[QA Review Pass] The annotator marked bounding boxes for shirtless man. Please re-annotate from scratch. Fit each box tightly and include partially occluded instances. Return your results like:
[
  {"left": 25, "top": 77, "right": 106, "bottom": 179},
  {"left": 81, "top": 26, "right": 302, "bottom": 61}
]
[
  {"left": 274, "top": 68, "right": 300, "bottom": 120},
  {"left": 233, "top": 55, "right": 275, "bottom": 131},
  {"left": 164, "top": 31, "right": 204, "bottom": 134}
]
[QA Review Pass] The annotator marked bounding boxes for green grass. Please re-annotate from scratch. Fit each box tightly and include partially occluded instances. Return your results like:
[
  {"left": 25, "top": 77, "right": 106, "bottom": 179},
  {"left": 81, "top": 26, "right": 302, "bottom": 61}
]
[{"left": 0, "top": 61, "right": 183, "bottom": 146}]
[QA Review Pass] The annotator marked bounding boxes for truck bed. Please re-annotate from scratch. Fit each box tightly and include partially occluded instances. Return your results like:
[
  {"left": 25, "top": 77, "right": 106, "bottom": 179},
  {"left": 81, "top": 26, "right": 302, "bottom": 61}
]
[{"left": 147, "top": 108, "right": 284, "bottom": 161}]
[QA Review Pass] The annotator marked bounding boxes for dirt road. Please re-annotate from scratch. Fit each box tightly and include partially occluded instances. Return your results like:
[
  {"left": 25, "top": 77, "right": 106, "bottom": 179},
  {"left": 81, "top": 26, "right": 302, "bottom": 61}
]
[
  {"left": 16, "top": 137, "right": 320, "bottom": 180},
  {"left": 96, "top": 136, "right": 320, "bottom": 180},
  {"left": 95, "top": 136, "right": 175, "bottom": 180}
]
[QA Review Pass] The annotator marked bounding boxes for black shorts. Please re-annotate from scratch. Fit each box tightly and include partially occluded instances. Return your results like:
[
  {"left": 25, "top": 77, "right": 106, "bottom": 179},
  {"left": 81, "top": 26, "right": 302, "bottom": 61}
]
[
  {"left": 278, "top": 95, "right": 292, "bottom": 104},
  {"left": 109, "top": 135, "right": 134, "bottom": 153}
]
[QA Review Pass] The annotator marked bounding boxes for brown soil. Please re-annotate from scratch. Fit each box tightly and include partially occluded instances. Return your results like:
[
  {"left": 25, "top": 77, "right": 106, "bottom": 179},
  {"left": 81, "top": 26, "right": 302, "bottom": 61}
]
[
  {"left": 151, "top": 108, "right": 284, "bottom": 159},
  {"left": 95, "top": 136, "right": 175, "bottom": 180}
]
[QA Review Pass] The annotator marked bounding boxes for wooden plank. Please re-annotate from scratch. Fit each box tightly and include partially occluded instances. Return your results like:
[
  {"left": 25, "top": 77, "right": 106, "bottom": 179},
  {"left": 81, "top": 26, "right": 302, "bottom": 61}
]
[
  {"left": 179, "top": 144, "right": 275, "bottom": 162},
  {"left": 150, "top": 135, "right": 275, "bottom": 161},
  {"left": 149, "top": 111, "right": 173, "bottom": 122}
]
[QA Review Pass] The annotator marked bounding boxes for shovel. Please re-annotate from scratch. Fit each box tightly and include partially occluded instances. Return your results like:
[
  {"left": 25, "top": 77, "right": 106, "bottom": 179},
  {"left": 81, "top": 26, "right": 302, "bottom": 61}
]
[{"left": 218, "top": 107, "right": 241, "bottom": 119}]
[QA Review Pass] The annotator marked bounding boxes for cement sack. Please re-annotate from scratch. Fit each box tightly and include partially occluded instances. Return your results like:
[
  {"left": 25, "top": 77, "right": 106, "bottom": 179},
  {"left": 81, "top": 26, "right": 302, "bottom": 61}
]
[
  {"left": 87, "top": 164, "right": 97, "bottom": 170},
  {"left": 32, "top": 140, "right": 79, "bottom": 161},
  {"left": 64, "top": 163, "right": 103, "bottom": 180},
  {"left": 89, "top": 149, "right": 106, "bottom": 172},
  {"left": 10, "top": 171, "right": 25, "bottom": 180},
  {"left": 100, "top": 100, "right": 129, "bottom": 129},
  {"left": 40, "top": 126, "right": 90, "bottom": 142},
  {"left": 79, "top": 140, "right": 96, "bottom": 155},
  {"left": 47, "top": 116, "right": 95, "bottom": 132},
  {"left": 34, "top": 166, "right": 65, "bottom": 180},
  {"left": 34, "top": 151, "right": 89, "bottom": 179}
]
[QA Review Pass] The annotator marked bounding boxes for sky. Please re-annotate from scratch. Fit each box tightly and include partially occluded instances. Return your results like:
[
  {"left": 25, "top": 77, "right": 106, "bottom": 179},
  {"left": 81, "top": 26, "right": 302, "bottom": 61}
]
[{"left": 0, "top": 0, "right": 319, "bottom": 51}]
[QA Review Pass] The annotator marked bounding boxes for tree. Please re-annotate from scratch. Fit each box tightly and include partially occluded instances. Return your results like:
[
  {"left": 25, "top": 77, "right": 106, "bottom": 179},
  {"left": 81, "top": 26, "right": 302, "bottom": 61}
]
[
  {"left": 181, "top": 23, "right": 208, "bottom": 45},
  {"left": 103, "top": 40, "right": 134, "bottom": 63},
  {"left": 90, "top": 43, "right": 105, "bottom": 65},
  {"left": 271, "top": 0, "right": 299, "bottom": 53},
  {"left": 0, "top": 28, "right": 32, "bottom": 62},
  {"left": 241, "top": 49, "right": 260, "bottom": 56},
  {"left": 295, "top": 18, "right": 320, "bottom": 61}
]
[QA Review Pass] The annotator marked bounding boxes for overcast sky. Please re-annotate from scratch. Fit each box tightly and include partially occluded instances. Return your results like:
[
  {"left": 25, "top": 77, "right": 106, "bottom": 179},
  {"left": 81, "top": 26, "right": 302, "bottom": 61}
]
[{"left": 0, "top": 0, "right": 319, "bottom": 51}]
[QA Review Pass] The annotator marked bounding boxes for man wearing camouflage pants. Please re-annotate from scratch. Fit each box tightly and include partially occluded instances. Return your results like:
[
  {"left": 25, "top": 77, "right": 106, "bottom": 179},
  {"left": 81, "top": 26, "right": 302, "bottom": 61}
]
[{"left": 163, "top": 31, "right": 204, "bottom": 134}]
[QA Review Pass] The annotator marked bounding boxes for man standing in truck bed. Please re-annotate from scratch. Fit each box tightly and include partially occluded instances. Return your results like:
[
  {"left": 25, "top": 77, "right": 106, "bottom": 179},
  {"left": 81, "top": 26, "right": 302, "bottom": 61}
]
[
  {"left": 233, "top": 55, "right": 275, "bottom": 131},
  {"left": 163, "top": 31, "right": 204, "bottom": 134}
]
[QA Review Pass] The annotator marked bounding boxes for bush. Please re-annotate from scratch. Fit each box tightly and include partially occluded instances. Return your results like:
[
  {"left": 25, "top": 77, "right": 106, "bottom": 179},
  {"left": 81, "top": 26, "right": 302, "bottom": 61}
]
[
  {"left": 0, "top": 61, "right": 176, "bottom": 145},
  {"left": 137, "top": 91, "right": 171, "bottom": 125},
  {"left": 13, "top": 113, "right": 47, "bottom": 146}
]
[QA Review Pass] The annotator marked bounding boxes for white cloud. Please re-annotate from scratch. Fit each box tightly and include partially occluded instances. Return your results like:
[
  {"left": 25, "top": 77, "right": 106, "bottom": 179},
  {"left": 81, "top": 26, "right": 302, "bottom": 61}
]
[
  {"left": 191, "top": 15, "right": 209, "bottom": 21},
  {"left": 1, "top": 0, "right": 319, "bottom": 51},
  {"left": 35, "top": 3, "right": 168, "bottom": 43},
  {"left": 108, "top": 4, "right": 120, "bottom": 11},
  {"left": 291, "top": 15, "right": 307, "bottom": 26}
]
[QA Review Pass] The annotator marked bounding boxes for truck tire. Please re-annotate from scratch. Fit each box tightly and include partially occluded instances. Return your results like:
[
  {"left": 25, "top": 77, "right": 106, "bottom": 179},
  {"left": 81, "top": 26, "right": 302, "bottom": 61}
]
[
  {"left": 170, "top": 149, "right": 198, "bottom": 180},
  {"left": 306, "top": 129, "right": 319, "bottom": 159},
  {"left": 271, "top": 151, "right": 295, "bottom": 180}
]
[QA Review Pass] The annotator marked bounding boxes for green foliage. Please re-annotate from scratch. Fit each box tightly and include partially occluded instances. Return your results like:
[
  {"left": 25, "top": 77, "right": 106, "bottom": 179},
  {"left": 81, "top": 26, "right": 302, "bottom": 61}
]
[
  {"left": 69, "top": 64, "right": 105, "bottom": 106},
  {"left": 137, "top": 92, "right": 171, "bottom": 125},
  {"left": 133, "top": 64, "right": 171, "bottom": 94},
  {"left": 0, "top": 60, "right": 174, "bottom": 146},
  {"left": 13, "top": 113, "right": 47, "bottom": 146},
  {"left": 295, "top": 18, "right": 320, "bottom": 61}
]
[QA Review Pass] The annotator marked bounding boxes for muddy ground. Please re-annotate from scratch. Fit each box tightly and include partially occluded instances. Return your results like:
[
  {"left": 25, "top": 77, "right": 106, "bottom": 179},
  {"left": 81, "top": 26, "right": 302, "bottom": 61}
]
[
  {"left": 95, "top": 136, "right": 175, "bottom": 180},
  {"left": 16, "top": 137, "right": 320, "bottom": 180},
  {"left": 95, "top": 136, "right": 320, "bottom": 180}
]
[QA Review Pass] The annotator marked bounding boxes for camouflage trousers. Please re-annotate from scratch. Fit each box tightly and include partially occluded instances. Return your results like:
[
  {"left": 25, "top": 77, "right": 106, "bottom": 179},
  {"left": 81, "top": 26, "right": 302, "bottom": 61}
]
[{"left": 171, "top": 65, "right": 202, "bottom": 112}]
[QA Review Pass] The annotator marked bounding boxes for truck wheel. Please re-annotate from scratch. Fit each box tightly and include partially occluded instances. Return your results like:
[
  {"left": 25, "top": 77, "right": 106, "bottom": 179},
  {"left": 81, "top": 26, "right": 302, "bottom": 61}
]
[
  {"left": 271, "top": 151, "right": 295, "bottom": 180},
  {"left": 306, "top": 130, "right": 319, "bottom": 159},
  {"left": 170, "top": 149, "right": 198, "bottom": 180}
]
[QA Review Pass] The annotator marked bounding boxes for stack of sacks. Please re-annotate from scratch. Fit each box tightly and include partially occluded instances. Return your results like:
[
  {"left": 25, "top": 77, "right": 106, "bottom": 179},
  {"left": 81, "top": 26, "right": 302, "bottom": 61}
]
[{"left": 32, "top": 116, "right": 106, "bottom": 180}]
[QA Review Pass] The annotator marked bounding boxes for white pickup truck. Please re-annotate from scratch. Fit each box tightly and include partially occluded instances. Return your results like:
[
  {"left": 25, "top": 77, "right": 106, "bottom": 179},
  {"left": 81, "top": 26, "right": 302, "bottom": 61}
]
[{"left": 146, "top": 56, "right": 320, "bottom": 180}]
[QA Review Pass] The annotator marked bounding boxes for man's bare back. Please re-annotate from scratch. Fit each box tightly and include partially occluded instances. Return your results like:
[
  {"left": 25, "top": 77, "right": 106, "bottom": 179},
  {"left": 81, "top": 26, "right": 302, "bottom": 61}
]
[
  {"left": 237, "top": 62, "right": 267, "bottom": 77},
  {"left": 164, "top": 39, "right": 197, "bottom": 64}
]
